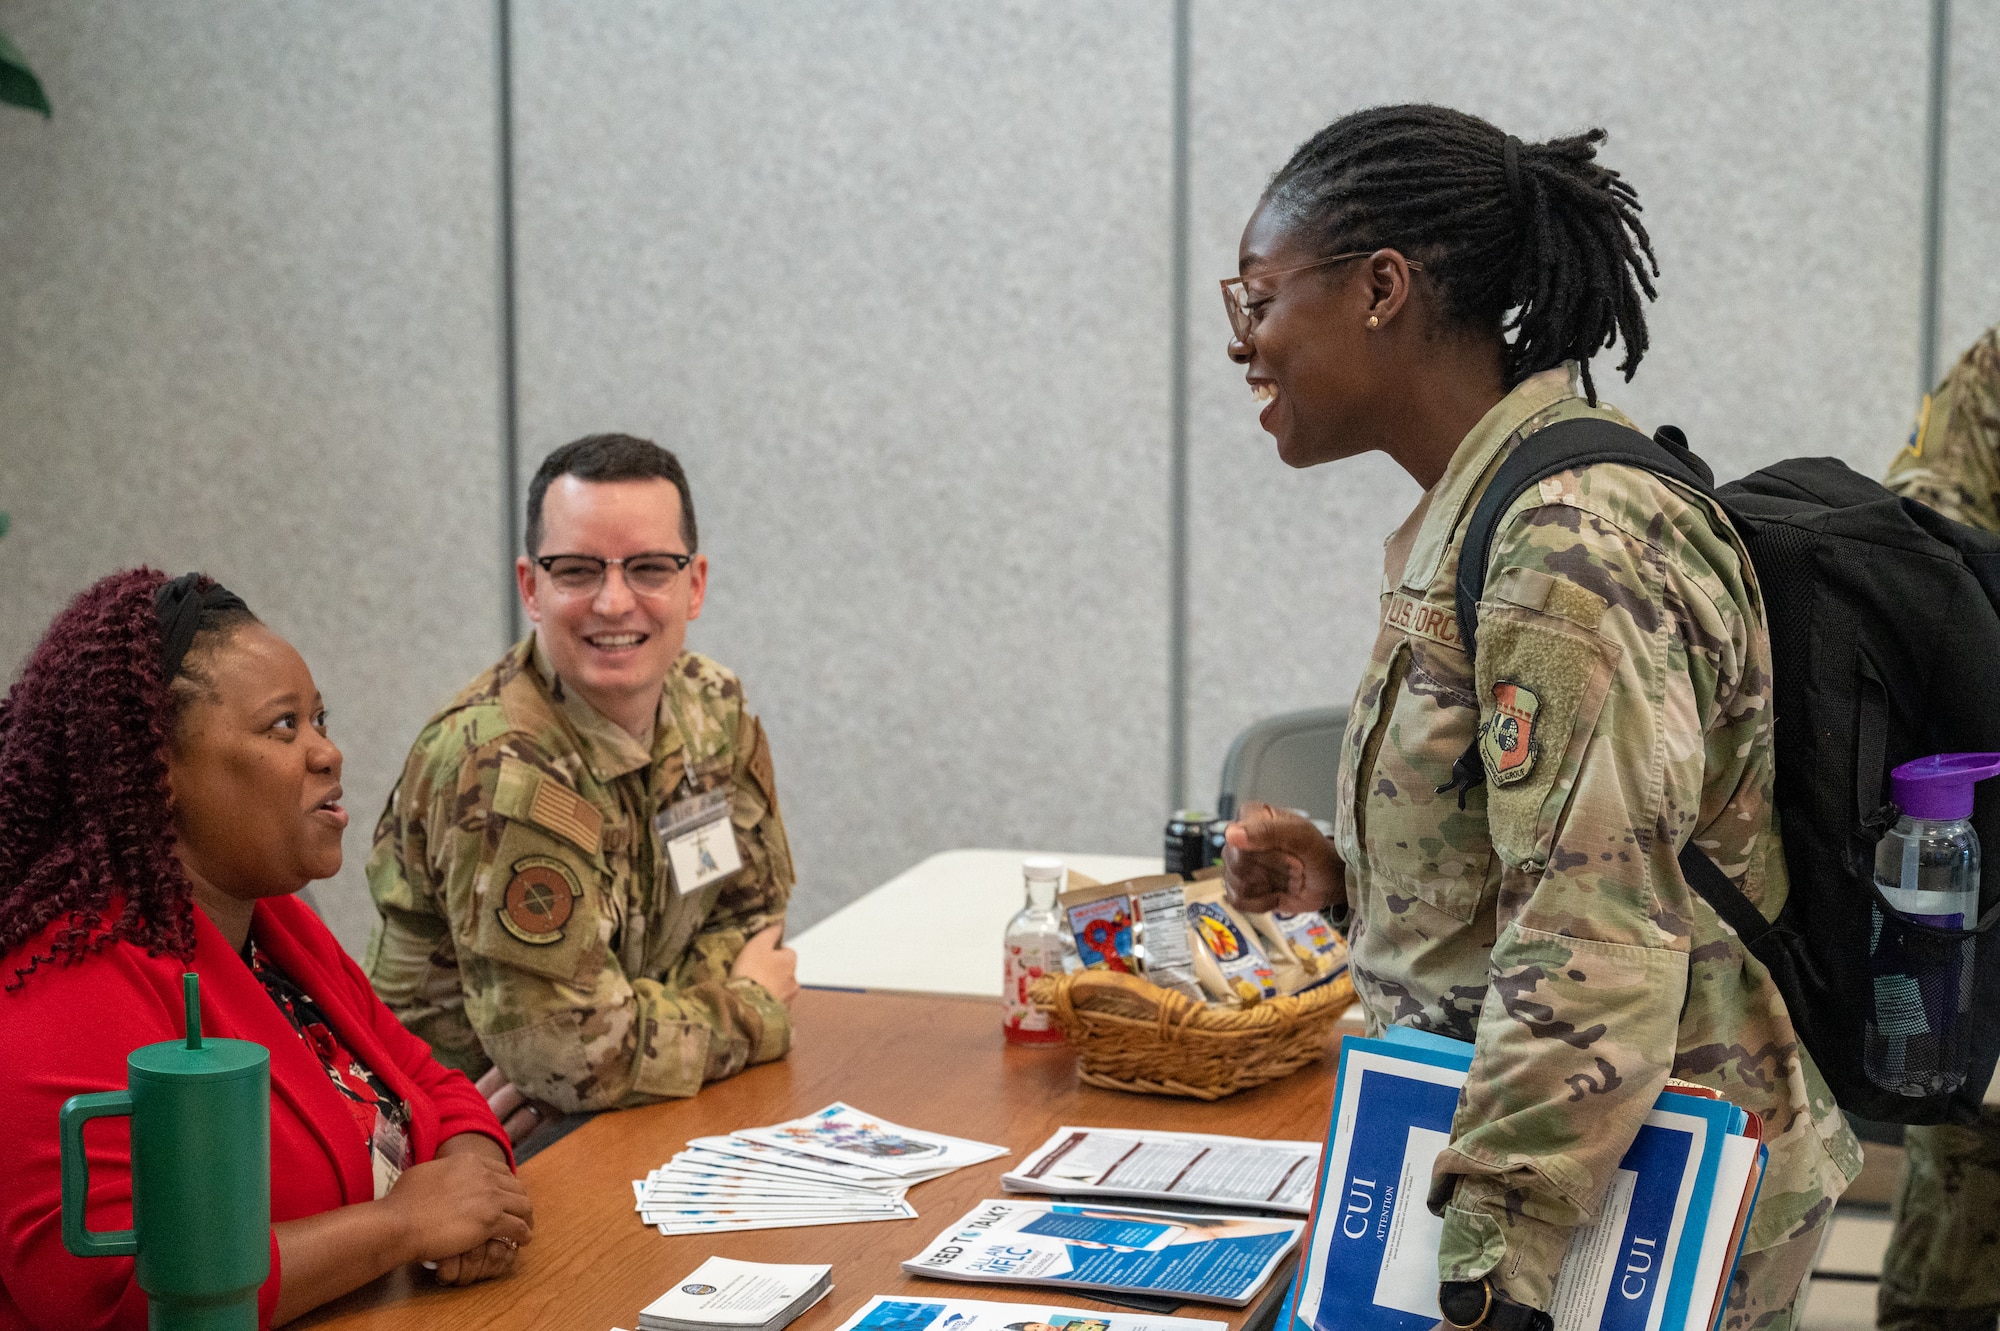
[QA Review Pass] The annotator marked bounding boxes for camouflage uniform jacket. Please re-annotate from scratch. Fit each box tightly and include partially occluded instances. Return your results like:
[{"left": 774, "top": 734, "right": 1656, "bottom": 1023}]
[
  {"left": 1883, "top": 326, "right": 2000, "bottom": 528},
  {"left": 364, "top": 636, "right": 795, "bottom": 1111},
  {"left": 1331, "top": 366, "right": 1861, "bottom": 1310}
]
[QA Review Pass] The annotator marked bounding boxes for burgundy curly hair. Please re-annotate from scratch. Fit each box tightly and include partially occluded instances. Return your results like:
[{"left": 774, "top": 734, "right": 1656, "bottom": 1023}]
[{"left": 0, "top": 568, "right": 255, "bottom": 989}]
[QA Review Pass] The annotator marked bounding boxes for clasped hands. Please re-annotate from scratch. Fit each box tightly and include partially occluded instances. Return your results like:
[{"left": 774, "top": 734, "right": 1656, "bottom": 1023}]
[
  {"left": 395, "top": 1132, "right": 534, "bottom": 1286},
  {"left": 1220, "top": 800, "right": 1346, "bottom": 918}
]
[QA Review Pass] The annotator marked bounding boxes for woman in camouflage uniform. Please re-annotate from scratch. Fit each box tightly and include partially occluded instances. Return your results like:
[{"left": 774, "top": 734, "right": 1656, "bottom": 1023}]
[{"left": 1219, "top": 105, "right": 1858, "bottom": 1331}]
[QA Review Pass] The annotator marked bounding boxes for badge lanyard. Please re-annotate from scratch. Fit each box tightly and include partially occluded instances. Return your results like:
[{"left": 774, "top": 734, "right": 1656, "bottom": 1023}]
[{"left": 654, "top": 681, "right": 743, "bottom": 896}]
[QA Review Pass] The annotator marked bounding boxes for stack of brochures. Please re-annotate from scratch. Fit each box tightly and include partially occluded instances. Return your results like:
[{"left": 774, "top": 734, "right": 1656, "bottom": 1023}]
[
  {"left": 1003, "top": 1127, "right": 1319, "bottom": 1214},
  {"left": 830, "top": 1295, "right": 1227, "bottom": 1331},
  {"left": 903, "top": 1199, "right": 1304, "bottom": 1307},
  {"left": 1286, "top": 1029, "right": 1767, "bottom": 1331},
  {"left": 635, "top": 1258, "right": 833, "bottom": 1331},
  {"left": 631, "top": 1102, "right": 1008, "bottom": 1236}
]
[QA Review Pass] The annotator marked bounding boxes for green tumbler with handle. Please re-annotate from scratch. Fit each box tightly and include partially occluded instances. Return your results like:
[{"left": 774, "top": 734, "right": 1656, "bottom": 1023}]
[{"left": 60, "top": 973, "right": 271, "bottom": 1330}]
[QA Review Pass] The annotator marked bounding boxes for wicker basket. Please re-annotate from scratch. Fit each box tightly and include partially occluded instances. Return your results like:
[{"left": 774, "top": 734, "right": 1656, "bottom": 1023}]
[{"left": 1029, "top": 968, "right": 1355, "bottom": 1100}]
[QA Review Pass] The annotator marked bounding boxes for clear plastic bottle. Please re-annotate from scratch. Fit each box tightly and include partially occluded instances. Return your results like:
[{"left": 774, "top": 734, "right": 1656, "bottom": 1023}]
[
  {"left": 1003, "top": 856, "right": 1074, "bottom": 1045},
  {"left": 1865, "top": 753, "right": 2000, "bottom": 1096}
]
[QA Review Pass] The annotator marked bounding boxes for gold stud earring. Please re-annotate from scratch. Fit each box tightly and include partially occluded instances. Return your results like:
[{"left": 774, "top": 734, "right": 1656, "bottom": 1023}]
[{"left": 1367, "top": 315, "right": 1380, "bottom": 328}]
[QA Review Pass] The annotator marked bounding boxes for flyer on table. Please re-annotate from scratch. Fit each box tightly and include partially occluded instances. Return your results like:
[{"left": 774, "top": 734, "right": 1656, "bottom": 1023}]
[
  {"left": 830, "top": 1295, "right": 1227, "bottom": 1331},
  {"left": 903, "top": 1199, "right": 1303, "bottom": 1307},
  {"left": 1003, "top": 1128, "right": 1320, "bottom": 1214},
  {"left": 737, "top": 1103, "right": 1009, "bottom": 1178},
  {"left": 690, "top": 1134, "right": 944, "bottom": 1186}
]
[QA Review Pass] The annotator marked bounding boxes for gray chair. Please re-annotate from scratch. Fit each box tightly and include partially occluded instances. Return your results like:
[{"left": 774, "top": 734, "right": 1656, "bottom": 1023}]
[{"left": 1215, "top": 706, "right": 1349, "bottom": 823}]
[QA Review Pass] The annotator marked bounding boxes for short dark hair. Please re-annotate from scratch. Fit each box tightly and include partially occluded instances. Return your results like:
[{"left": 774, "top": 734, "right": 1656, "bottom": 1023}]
[
  {"left": 1264, "top": 104, "right": 1658, "bottom": 404},
  {"left": 524, "top": 433, "right": 698, "bottom": 556}
]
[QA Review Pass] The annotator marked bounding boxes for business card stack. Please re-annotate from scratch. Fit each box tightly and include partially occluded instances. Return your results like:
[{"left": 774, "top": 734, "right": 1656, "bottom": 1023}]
[
  {"left": 637, "top": 1258, "right": 833, "bottom": 1331},
  {"left": 632, "top": 1101, "right": 1008, "bottom": 1236}
]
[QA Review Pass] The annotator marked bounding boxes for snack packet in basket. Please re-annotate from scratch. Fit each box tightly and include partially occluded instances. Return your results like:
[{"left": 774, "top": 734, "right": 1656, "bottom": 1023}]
[
  {"left": 1133, "top": 880, "right": 1206, "bottom": 1002},
  {"left": 1059, "top": 880, "right": 1139, "bottom": 973},
  {"left": 1182, "top": 879, "right": 1278, "bottom": 1005},
  {"left": 1245, "top": 910, "right": 1349, "bottom": 994}
]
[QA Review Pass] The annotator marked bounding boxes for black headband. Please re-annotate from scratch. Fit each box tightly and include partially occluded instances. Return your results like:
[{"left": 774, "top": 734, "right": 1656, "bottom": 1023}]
[
  {"left": 154, "top": 573, "right": 248, "bottom": 682},
  {"left": 1502, "top": 134, "right": 1526, "bottom": 218}
]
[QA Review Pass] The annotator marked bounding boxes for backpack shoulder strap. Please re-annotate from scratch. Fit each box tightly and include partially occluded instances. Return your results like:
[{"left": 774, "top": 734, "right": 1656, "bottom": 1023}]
[
  {"left": 1453, "top": 416, "right": 1716, "bottom": 659},
  {"left": 1676, "top": 841, "right": 1779, "bottom": 948},
  {"left": 1439, "top": 416, "right": 1710, "bottom": 802}
]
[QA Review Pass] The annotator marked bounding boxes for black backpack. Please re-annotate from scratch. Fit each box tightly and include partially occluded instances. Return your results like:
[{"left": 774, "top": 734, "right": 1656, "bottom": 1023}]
[{"left": 1451, "top": 416, "right": 2000, "bottom": 1126}]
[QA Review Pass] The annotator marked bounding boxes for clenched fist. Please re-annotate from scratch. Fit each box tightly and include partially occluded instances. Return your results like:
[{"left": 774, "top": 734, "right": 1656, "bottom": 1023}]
[{"left": 1222, "top": 801, "right": 1346, "bottom": 917}]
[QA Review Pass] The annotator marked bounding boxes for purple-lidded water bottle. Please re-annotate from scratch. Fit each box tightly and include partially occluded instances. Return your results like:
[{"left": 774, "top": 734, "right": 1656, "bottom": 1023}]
[{"left": 1866, "top": 753, "right": 2000, "bottom": 1096}]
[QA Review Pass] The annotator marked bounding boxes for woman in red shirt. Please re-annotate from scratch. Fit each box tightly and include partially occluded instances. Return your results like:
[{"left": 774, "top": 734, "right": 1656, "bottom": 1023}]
[{"left": 0, "top": 570, "right": 536, "bottom": 1329}]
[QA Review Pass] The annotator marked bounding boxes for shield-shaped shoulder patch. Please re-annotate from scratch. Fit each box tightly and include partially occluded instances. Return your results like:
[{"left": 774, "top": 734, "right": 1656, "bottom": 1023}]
[{"left": 1481, "top": 680, "right": 1541, "bottom": 786}]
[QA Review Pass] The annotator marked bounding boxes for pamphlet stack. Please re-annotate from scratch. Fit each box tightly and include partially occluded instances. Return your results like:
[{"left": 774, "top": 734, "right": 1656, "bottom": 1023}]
[
  {"left": 636, "top": 1258, "right": 833, "bottom": 1331},
  {"left": 631, "top": 1102, "right": 1007, "bottom": 1236}
]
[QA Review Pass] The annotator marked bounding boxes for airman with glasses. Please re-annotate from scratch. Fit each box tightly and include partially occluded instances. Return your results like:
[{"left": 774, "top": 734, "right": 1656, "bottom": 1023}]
[{"left": 366, "top": 433, "right": 800, "bottom": 1145}]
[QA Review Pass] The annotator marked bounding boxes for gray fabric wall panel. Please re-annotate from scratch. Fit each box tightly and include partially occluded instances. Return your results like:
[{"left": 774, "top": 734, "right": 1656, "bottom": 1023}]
[
  {"left": 0, "top": 2, "right": 1965, "bottom": 959},
  {"left": 0, "top": 2, "right": 503, "bottom": 954},
  {"left": 1183, "top": 0, "right": 1931, "bottom": 804},
  {"left": 509, "top": 2, "right": 1174, "bottom": 930},
  {"left": 1939, "top": 1, "right": 1998, "bottom": 369}
]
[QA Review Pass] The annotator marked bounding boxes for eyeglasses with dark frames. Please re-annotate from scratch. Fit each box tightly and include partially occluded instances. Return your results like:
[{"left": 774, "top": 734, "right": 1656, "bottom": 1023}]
[
  {"left": 533, "top": 552, "right": 693, "bottom": 596},
  {"left": 1220, "top": 251, "right": 1423, "bottom": 342}
]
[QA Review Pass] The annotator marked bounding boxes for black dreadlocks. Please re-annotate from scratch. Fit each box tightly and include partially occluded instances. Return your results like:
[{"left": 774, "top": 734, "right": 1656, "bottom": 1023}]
[{"left": 1264, "top": 104, "right": 1658, "bottom": 405}]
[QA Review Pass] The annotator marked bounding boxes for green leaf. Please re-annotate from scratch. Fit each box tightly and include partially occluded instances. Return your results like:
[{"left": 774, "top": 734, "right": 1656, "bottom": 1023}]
[
  {"left": 0, "top": 29, "right": 52, "bottom": 117},
  {"left": 0, "top": 513, "right": 10, "bottom": 540}
]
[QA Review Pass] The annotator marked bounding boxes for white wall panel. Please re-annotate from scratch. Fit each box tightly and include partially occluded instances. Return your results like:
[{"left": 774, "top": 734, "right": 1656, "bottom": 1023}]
[
  {"left": 510, "top": 2, "right": 1174, "bottom": 929},
  {"left": 0, "top": 2, "right": 504, "bottom": 953},
  {"left": 0, "top": 0, "right": 1955, "bottom": 955},
  {"left": 1938, "top": 1, "right": 1999, "bottom": 374},
  {"left": 1184, "top": 0, "right": 1931, "bottom": 803}
]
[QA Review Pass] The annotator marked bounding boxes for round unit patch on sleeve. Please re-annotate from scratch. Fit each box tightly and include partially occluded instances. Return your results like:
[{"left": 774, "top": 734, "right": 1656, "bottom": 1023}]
[
  {"left": 498, "top": 855, "right": 583, "bottom": 945},
  {"left": 1481, "top": 680, "right": 1541, "bottom": 786}
]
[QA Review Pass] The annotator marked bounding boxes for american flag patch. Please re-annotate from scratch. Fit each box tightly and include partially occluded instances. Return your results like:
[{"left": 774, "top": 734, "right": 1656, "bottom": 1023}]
[{"left": 528, "top": 777, "right": 603, "bottom": 855}]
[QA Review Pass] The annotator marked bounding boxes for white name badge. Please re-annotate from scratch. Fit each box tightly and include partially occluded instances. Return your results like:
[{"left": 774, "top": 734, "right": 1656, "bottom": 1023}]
[
  {"left": 370, "top": 1107, "right": 410, "bottom": 1200},
  {"left": 656, "top": 789, "right": 742, "bottom": 895}
]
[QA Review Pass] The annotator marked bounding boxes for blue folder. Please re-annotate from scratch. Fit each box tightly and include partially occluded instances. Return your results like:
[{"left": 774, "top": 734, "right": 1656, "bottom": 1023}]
[{"left": 1291, "top": 1032, "right": 1756, "bottom": 1331}]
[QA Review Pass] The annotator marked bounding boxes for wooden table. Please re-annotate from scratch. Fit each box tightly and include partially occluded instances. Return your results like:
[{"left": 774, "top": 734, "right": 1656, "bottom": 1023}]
[{"left": 300, "top": 989, "right": 1341, "bottom": 1331}]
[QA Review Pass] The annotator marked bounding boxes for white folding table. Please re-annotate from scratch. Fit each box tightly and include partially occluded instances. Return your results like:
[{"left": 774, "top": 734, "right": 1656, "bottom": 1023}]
[{"left": 791, "top": 848, "right": 1163, "bottom": 996}]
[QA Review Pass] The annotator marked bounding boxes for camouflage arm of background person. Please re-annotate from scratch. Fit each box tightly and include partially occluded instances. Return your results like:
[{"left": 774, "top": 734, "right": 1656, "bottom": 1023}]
[
  {"left": 1883, "top": 326, "right": 2000, "bottom": 528},
  {"left": 369, "top": 703, "right": 794, "bottom": 1112},
  {"left": 1425, "top": 465, "right": 1774, "bottom": 1310},
  {"left": 1878, "top": 329, "right": 2000, "bottom": 1331}
]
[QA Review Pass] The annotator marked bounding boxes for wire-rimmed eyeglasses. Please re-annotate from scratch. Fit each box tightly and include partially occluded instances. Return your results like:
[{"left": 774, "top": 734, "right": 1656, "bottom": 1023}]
[{"left": 1220, "top": 251, "right": 1423, "bottom": 342}]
